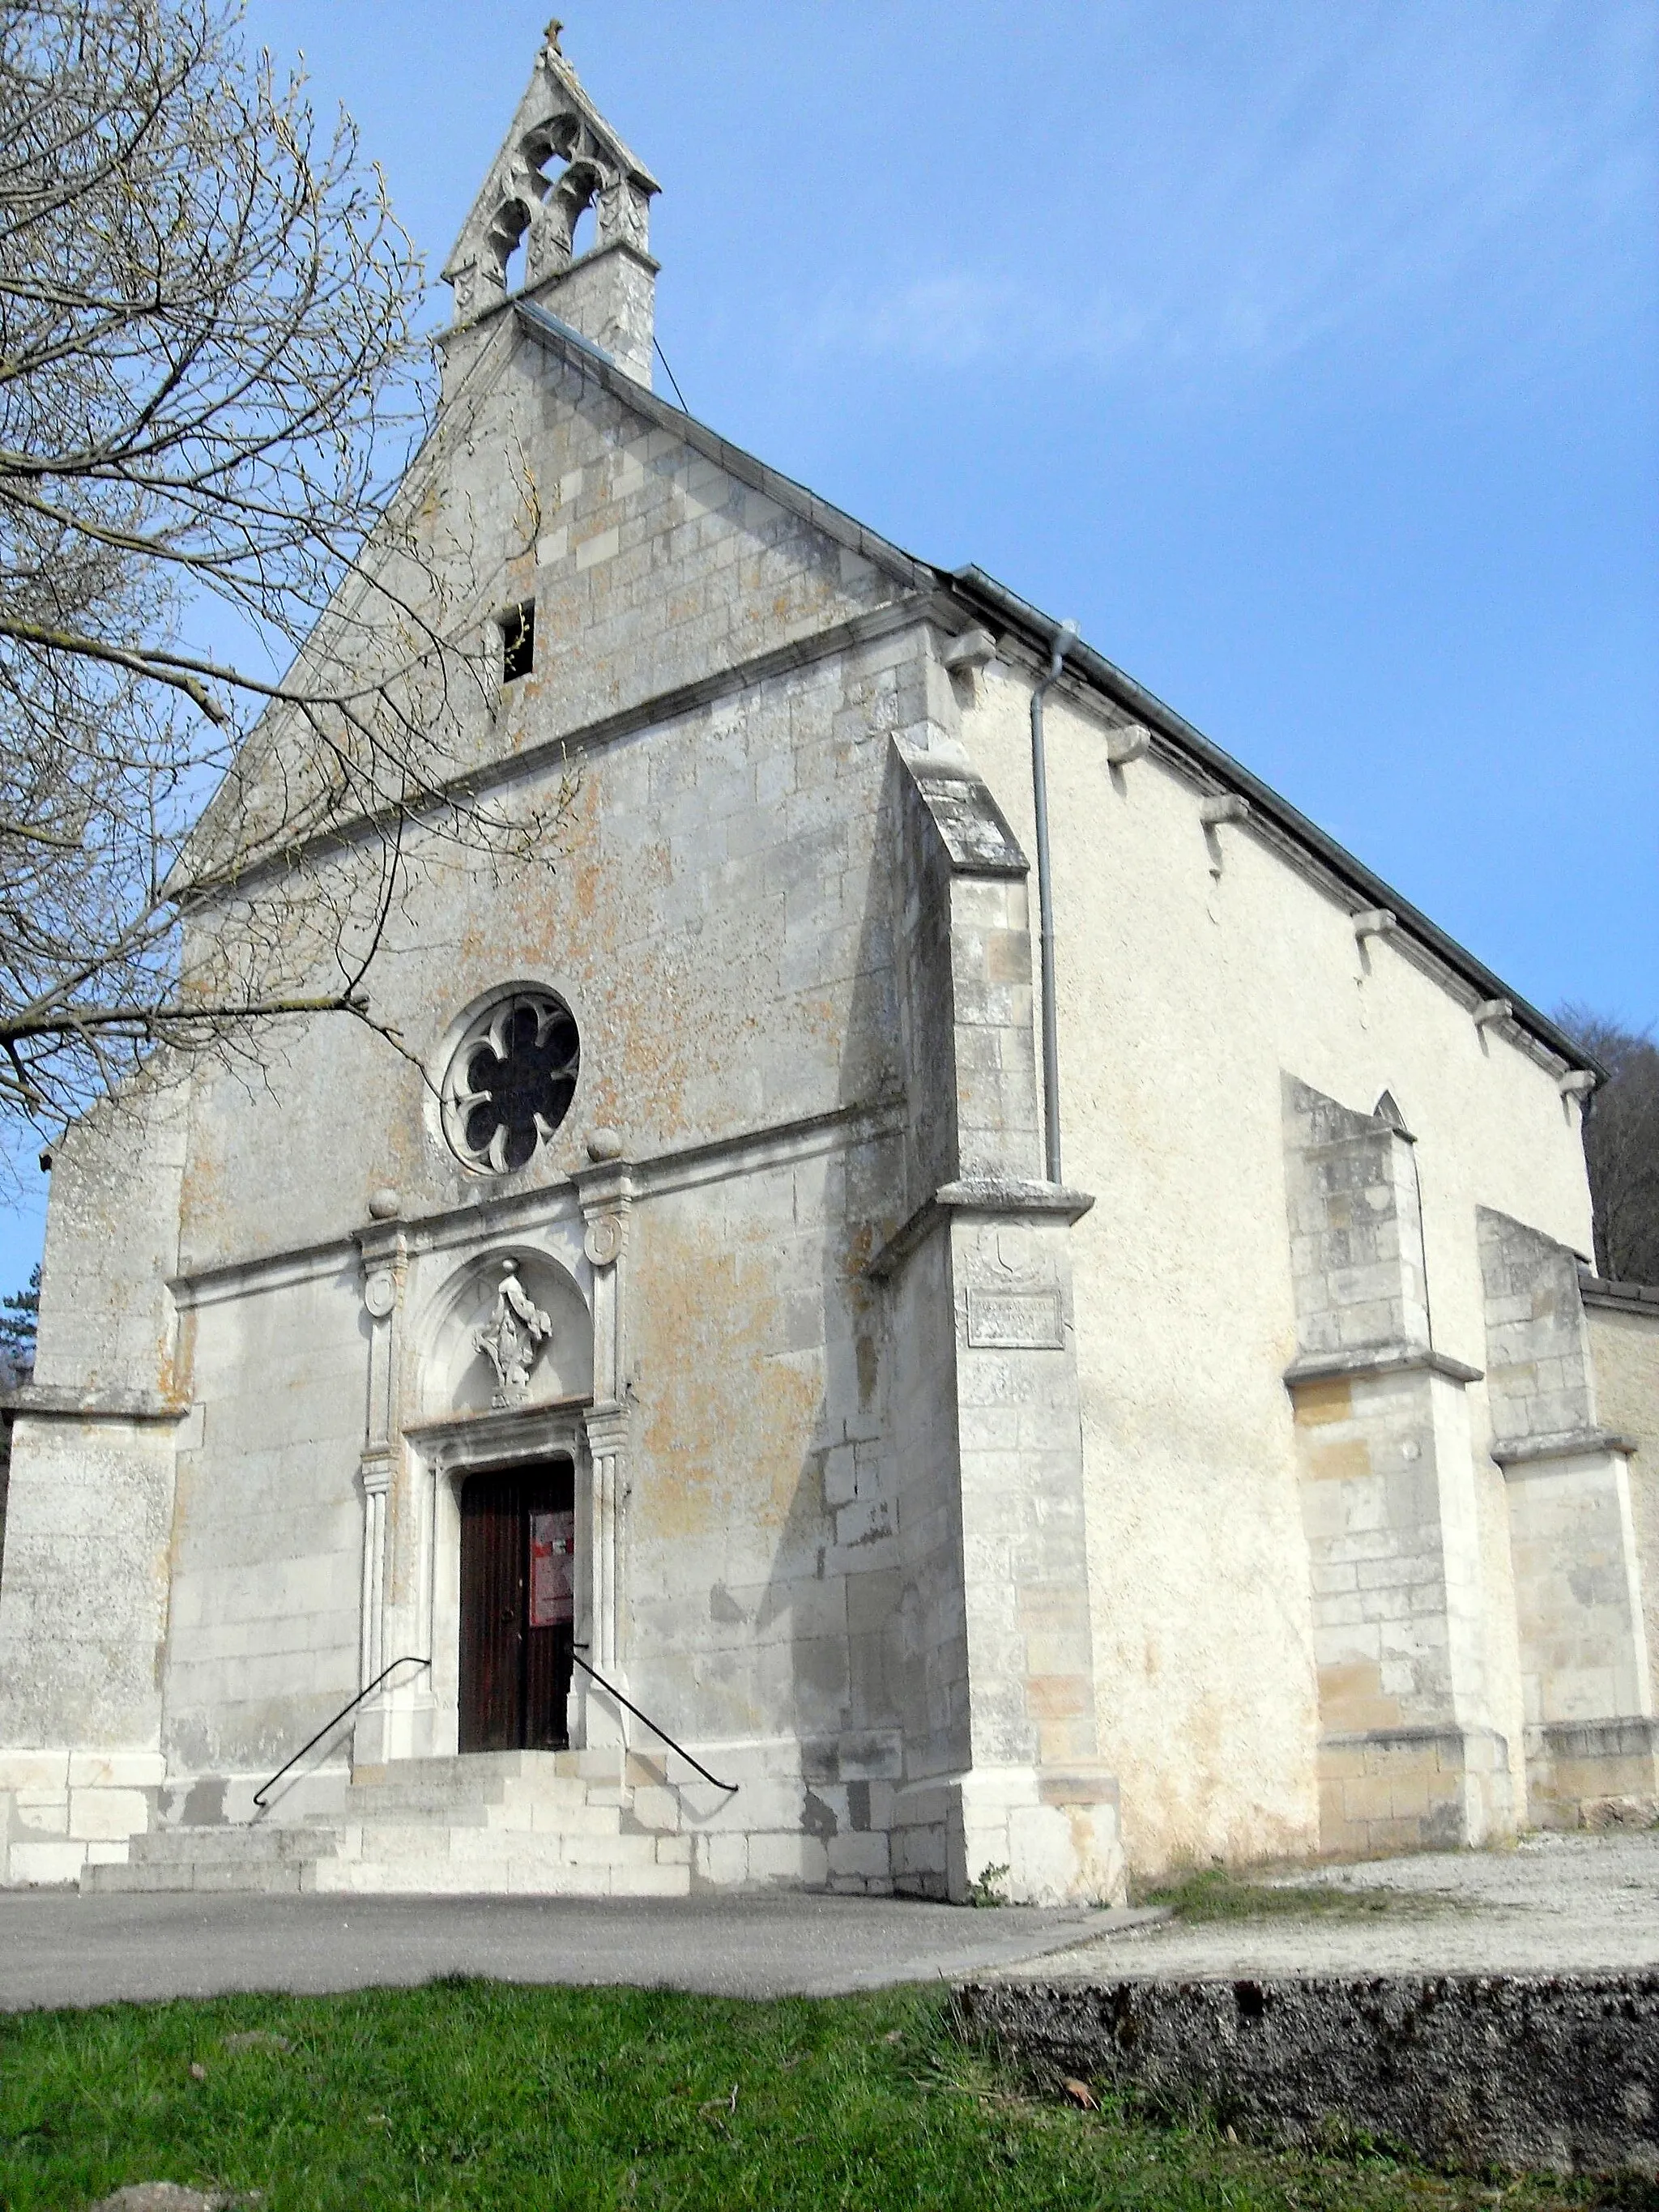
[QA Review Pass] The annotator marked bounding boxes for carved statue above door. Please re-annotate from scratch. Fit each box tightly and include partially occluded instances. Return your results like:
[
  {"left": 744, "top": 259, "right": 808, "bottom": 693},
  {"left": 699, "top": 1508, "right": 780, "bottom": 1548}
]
[{"left": 474, "top": 1260, "right": 553, "bottom": 1407}]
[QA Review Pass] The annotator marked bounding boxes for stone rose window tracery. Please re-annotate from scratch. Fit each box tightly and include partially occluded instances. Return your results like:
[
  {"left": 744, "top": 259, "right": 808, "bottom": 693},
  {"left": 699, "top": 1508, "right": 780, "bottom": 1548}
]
[{"left": 441, "top": 991, "right": 580, "bottom": 1174}]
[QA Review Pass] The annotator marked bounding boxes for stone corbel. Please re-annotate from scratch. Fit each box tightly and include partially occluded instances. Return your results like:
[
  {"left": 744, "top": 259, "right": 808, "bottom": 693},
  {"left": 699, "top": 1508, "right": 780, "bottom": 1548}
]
[
  {"left": 940, "top": 625, "right": 998, "bottom": 705},
  {"left": 1104, "top": 722, "right": 1150, "bottom": 768},
  {"left": 1200, "top": 791, "right": 1250, "bottom": 876}
]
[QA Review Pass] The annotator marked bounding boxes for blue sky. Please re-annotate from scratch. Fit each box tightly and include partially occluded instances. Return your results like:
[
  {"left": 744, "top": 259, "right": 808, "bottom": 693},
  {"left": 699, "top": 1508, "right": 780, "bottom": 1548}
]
[{"left": 3, "top": 1, "right": 1654, "bottom": 1291}]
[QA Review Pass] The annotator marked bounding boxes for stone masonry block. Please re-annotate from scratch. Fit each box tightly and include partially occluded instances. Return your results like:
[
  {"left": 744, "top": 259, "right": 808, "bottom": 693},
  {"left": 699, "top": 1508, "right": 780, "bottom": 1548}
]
[
  {"left": 835, "top": 1496, "right": 893, "bottom": 1549},
  {"left": 68, "top": 1788, "right": 150, "bottom": 1842},
  {"left": 822, "top": 1444, "right": 858, "bottom": 1509},
  {"left": 694, "top": 1833, "right": 749, "bottom": 1887},
  {"left": 0, "top": 1753, "right": 70, "bottom": 1792},
  {"left": 67, "top": 1751, "right": 165, "bottom": 1789},
  {"left": 629, "top": 1785, "right": 680, "bottom": 1832},
  {"left": 827, "top": 1830, "right": 892, "bottom": 1878},
  {"left": 13, "top": 1799, "right": 68, "bottom": 1835},
  {"left": 9, "top": 1839, "right": 83, "bottom": 1886},
  {"left": 748, "top": 1831, "right": 830, "bottom": 1885},
  {"left": 891, "top": 1823, "right": 947, "bottom": 1876}
]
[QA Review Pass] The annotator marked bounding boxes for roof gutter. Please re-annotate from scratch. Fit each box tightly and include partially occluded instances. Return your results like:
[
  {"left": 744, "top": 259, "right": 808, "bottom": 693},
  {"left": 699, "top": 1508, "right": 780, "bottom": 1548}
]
[{"left": 948, "top": 565, "right": 1604, "bottom": 1084}]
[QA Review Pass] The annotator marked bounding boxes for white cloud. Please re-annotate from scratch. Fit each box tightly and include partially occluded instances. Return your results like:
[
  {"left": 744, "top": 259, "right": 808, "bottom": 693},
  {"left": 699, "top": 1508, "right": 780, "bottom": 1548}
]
[{"left": 791, "top": 0, "right": 1657, "bottom": 394}]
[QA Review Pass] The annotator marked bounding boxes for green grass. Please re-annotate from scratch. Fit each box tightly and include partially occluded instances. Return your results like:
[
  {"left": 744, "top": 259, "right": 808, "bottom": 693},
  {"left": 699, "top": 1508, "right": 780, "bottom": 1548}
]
[
  {"left": 0, "top": 1979, "right": 1640, "bottom": 2212},
  {"left": 1140, "top": 1869, "right": 1459, "bottom": 1924}
]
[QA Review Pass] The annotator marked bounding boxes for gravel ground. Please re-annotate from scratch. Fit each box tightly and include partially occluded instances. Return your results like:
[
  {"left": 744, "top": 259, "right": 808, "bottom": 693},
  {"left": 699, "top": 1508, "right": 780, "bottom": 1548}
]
[{"left": 983, "top": 1831, "right": 1659, "bottom": 1980}]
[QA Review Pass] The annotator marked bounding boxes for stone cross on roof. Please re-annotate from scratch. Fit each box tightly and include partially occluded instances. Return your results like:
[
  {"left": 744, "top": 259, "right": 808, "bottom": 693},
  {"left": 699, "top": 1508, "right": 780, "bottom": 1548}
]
[{"left": 441, "top": 20, "right": 660, "bottom": 324}]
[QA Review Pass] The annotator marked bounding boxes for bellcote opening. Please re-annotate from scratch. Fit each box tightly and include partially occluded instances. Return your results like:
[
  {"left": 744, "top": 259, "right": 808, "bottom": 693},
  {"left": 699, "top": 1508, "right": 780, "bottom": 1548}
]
[{"left": 441, "top": 20, "right": 660, "bottom": 386}]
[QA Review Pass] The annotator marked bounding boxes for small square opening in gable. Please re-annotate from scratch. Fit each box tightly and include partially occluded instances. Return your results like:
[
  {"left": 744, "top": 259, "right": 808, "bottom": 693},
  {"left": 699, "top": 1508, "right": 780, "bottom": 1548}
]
[{"left": 500, "top": 600, "right": 535, "bottom": 683}]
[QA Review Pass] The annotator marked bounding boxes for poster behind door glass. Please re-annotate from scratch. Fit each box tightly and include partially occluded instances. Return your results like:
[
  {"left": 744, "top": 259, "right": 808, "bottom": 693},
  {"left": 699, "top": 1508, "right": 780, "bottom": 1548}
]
[{"left": 529, "top": 1509, "right": 574, "bottom": 1627}]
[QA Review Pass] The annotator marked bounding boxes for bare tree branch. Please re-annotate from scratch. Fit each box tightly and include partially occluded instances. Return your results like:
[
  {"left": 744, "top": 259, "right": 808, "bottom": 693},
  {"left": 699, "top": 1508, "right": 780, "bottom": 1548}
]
[{"left": 0, "top": 0, "right": 573, "bottom": 1180}]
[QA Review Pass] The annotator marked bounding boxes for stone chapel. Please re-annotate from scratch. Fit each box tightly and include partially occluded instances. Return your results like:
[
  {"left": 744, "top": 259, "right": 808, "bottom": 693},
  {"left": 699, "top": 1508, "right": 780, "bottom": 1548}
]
[{"left": 2, "top": 28, "right": 1657, "bottom": 1903}]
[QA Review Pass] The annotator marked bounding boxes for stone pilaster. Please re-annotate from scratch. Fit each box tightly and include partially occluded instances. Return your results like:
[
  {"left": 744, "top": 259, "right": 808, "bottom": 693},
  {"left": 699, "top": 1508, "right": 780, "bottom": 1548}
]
[
  {"left": 354, "top": 1213, "right": 425, "bottom": 1765},
  {"left": 575, "top": 1152, "right": 633, "bottom": 1749}
]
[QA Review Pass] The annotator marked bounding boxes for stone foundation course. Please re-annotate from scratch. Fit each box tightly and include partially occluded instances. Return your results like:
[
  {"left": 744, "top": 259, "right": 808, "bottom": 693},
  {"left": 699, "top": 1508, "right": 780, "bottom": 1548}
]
[{"left": 956, "top": 1971, "right": 1659, "bottom": 2177}]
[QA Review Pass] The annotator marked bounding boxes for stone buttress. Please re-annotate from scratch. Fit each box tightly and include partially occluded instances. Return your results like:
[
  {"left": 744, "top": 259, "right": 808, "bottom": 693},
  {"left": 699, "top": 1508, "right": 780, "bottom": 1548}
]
[
  {"left": 1478, "top": 1208, "right": 1657, "bottom": 1826},
  {"left": 869, "top": 726, "right": 1124, "bottom": 1906},
  {"left": 1281, "top": 1076, "right": 1512, "bottom": 1852}
]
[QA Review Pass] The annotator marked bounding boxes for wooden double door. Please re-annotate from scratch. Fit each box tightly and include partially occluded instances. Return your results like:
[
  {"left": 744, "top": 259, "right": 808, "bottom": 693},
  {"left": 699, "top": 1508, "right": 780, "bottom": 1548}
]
[{"left": 458, "top": 1459, "right": 576, "bottom": 1754}]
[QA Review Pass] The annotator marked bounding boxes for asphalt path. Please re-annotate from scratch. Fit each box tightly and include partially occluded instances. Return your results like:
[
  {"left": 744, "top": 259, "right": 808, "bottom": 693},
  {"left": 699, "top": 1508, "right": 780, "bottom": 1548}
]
[{"left": 0, "top": 1890, "right": 1162, "bottom": 2012}]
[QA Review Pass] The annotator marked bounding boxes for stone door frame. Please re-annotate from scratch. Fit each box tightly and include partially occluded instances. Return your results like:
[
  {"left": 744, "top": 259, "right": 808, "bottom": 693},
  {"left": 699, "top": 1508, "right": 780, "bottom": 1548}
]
[{"left": 405, "top": 1399, "right": 596, "bottom": 1761}]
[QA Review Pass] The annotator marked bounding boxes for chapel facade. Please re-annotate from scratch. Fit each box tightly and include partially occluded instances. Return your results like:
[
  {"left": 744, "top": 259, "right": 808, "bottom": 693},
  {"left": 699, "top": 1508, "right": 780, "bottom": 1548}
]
[{"left": 2, "top": 30, "right": 1657, "bottom": 1903}]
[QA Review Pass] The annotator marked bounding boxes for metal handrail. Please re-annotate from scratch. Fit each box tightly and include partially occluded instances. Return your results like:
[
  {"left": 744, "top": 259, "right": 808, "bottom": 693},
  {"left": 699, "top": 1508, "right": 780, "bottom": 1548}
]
[
  {"left": 253, "top": 1654, "right": 431, "bottom": 1809},
  {"left": 252, "top": 1648, "right": 737, "bottom": 1808},
  {"left": 570, "top": 1651, "right": 739, "bottom": 1793}
]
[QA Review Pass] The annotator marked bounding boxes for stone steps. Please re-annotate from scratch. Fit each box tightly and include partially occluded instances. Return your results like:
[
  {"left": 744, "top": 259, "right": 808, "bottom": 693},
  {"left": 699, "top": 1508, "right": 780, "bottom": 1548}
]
[
  {"left": 81, "top": 1752, "right": 694, "bottom": 1899},
  {"left": 335, "top": 1776, "right": 599, "bottom": 1823},
  {"left": 90, "top": 1824, "right": 335, "bottom": 1894}
]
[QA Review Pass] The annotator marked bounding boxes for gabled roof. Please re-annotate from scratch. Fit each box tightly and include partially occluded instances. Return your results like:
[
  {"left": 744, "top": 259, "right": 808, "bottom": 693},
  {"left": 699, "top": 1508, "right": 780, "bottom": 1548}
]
[{"left": 514, "top": 298, "right": 1601, "bottom": 1083}]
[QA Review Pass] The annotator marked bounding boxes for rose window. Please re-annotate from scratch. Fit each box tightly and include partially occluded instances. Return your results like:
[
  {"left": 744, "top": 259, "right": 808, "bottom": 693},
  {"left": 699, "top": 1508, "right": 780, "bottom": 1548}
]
[{"left": 441, "top": 991, "right": 580, "bottom": 1174}]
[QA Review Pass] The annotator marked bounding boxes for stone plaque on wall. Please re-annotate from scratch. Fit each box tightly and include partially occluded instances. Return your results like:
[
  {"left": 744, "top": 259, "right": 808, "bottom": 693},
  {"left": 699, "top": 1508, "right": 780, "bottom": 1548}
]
[{"left": 966, "top": 1289, "right": 1064, "bottom": 1350}]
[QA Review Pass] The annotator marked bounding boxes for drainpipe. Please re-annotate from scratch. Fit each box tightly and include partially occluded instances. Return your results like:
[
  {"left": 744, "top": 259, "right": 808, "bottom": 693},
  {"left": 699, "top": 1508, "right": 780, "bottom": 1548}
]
[{"left": 1030, "top": 619, "right": 1077, "bottom": 1186}]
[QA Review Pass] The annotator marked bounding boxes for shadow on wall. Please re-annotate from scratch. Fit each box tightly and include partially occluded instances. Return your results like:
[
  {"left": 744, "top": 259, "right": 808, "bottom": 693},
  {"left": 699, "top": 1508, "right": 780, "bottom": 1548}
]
[{"left": 753, "top": 777, "right": 911, "bottom": 1890}]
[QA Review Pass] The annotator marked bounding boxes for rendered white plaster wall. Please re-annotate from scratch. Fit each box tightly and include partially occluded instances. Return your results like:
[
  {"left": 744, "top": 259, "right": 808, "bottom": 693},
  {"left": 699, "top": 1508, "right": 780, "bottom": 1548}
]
[{"left": 962, "top": 663, "right": 1594, "bottom": 1873}]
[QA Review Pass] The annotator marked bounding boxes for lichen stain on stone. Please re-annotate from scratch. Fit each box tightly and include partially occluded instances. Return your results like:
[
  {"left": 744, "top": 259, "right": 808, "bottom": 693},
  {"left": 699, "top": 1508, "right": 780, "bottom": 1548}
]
[
  {"left": 158, "top": 1307, "right": 197, "bottom": 1409},
  {"left": 1318, "top": 1657, "right": 1401, "bottom": 1731},
  {"left": 1308, "top": 1438, "right": 1371, "bottom": 1484},
  {"left": 177, "top": 1137, "right": 238, "bottom": 1281},
  {"left": 632, "top": 1222, "right": 821, "bottom": 1544},
  {"left": 855, "top": 1330, "right": 879, "bottom": 1410},
  {"left": 1293, "top": 1378, "right": 1353, "bottom": 1426}
]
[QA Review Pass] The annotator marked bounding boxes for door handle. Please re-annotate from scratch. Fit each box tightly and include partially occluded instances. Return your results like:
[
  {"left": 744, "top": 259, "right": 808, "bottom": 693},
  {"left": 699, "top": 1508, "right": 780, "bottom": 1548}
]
[{"left": 500, "top": 1605, "right": 517, "bottom": 1626}]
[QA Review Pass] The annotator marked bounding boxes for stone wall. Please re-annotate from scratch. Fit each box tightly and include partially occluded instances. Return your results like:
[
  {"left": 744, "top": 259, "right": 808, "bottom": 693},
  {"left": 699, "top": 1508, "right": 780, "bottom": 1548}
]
[
  {"left": 0, "top": 309, "right": 1124, "bottom": 1905},
  {"left": 0, "top": 262, "right": 1619, "bottom": 1896},
  {"left": 0, "top": 312, "right": 935, "bottom": 1885},
  {"left": 0, "top": 1078, "right": 192, "bottom": 1881},
  {"left": 958, "top": 1972, "right": 1659, "bottom": 2176}
]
